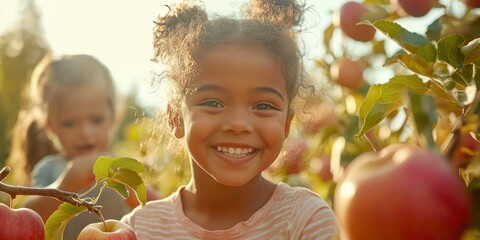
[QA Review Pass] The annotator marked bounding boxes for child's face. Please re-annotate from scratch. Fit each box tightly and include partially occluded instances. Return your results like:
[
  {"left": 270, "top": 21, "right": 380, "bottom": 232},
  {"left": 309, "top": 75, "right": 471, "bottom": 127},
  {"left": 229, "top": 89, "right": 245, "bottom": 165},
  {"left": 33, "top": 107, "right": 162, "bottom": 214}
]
[
  {"left": 180, "top": 44, "right": 293, "bottom": 187},
  {"left": 46, "top": 82, "right": 114, "bottom": 159}
]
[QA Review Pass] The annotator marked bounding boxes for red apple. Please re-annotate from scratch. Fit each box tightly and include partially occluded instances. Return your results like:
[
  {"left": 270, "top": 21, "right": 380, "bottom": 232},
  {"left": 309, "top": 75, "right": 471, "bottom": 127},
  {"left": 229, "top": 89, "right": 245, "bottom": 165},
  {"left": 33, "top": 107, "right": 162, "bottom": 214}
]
[
  {"left": 335, "top": 144, "right": 471, "bottom": 240},
  {"left": 330, "top": 58, "right": 365, "bottom": 89},
  {"left": 465, "top": 0, "right": 480, "bottom": 8},
  {"left": 125, "top": 185, "right": 160, "bottom": 209},
  {"left": 338, "top": 1, "right": 376, "bottom": 42},
  {"left": 393, "top": 0, "right": 435, "bottom": 17},
  {"left": 77, "top": 219, "right": 137, "bottom": 240},
  {"left": 0, "top": 203, "right": 45, "bottom": 240}
]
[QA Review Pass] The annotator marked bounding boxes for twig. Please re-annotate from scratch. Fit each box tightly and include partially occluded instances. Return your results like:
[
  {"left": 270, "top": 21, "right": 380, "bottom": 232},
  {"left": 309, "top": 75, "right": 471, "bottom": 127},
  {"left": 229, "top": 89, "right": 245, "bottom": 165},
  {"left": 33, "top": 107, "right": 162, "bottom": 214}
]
[{"left": 0, "top": 166, "right": 102, "bottom": 216}]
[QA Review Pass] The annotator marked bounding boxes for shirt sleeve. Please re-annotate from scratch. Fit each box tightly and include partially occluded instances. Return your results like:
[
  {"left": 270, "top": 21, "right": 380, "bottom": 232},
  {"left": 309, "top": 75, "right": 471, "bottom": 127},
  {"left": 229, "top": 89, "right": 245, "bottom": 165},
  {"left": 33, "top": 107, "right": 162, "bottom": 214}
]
[
  {"left": 300, "top": 206, "right": 341, "bottom": 239},
  {"left": 30, "top": 155, "right": 67, "bottom": 187},
  {"left": 288, "top": 188, "right": 342, "bottom": 240}
]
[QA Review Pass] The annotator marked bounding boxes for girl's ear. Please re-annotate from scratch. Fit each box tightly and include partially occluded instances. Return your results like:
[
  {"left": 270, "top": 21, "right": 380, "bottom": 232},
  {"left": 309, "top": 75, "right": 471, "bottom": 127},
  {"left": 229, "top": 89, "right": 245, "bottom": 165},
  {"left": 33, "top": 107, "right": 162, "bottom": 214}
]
[
  {"left": 167, "top": 103, "right": 184, "bottom": 139},
  {"left": 284, "top": 112, "right": 294, "bottom": 138}
]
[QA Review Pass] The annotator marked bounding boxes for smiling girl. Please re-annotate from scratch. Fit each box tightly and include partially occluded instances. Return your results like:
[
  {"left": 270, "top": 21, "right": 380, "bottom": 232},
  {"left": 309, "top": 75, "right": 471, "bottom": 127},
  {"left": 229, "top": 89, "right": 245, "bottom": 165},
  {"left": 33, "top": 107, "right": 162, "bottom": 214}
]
[{"left": 122, "top": 0, "right": 340, "bottom": 239}]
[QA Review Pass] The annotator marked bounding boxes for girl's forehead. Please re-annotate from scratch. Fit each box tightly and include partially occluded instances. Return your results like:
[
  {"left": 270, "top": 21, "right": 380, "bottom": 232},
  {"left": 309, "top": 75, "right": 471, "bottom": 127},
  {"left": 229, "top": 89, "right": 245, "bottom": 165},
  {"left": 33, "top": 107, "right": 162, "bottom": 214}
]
[
  {"left": 196, "top": 44, "right": 282, "bottom": 77},
  {"left": 49, "top": 82, "right": 111, "bottom": 107},
  {"left": 199, "top": 43, "right": 278, "bottom": 64},
  {"left": 186, "top": 44, "right": 288, "bottom": 98}
]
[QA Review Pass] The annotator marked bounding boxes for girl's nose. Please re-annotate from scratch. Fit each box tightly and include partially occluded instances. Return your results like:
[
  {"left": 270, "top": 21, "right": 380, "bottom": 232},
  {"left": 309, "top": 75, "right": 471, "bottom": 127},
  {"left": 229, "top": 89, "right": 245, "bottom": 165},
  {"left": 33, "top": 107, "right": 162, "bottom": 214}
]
[
  {"left": 79, "top": 123, "right": 95, "bottom": 138},
  {"left": 221, "top": 108, "right": 254, "bottom": 134}
]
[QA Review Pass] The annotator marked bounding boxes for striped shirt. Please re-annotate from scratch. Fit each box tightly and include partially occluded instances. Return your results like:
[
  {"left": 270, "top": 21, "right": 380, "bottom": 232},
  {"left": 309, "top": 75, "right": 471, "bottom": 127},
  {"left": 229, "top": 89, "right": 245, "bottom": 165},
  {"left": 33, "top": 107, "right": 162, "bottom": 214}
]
[{"left": 121, "top": 182, "right": 340, "bottom": 239}]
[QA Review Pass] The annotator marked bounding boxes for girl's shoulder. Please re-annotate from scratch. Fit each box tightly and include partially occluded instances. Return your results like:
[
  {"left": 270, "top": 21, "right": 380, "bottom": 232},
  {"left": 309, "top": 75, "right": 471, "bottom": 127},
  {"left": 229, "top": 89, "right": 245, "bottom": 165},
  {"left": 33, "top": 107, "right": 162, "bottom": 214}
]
[
  {"left": 121, "top": 187, "right": 179, "bottom": 224},
  {"left": 275, "top": 182, "right": 329, "bottom": 207},
  {"left": 276, "top": 183, "right": 340, "bottom": 239}
]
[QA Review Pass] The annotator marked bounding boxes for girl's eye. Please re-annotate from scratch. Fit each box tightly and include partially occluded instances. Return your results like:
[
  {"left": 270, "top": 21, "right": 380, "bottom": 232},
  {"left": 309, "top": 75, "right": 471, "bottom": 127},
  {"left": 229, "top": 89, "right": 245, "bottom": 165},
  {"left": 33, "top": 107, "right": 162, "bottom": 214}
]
[
  {"left": 62, "top": 121, "right": 74, "bottom": 128},
  {"left": 200, "top": 100, "right": 223, "bottom": 108},
  {"left": 254, "top": 103, "right": 277, "bottom": 111},
  {"left": 92, "top": 116, "right": 105, "bottom": 124}
]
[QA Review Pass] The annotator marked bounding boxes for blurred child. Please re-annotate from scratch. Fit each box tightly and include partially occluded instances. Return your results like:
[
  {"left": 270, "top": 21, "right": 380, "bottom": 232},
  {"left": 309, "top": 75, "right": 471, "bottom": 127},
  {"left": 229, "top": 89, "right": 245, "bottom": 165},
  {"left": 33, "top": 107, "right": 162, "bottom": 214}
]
[
  {"left": 21, "top": 54, "right": 131, "bottom": 239},
  {"left": 122, "top": 0, "right": 340, "bottom": 239}
]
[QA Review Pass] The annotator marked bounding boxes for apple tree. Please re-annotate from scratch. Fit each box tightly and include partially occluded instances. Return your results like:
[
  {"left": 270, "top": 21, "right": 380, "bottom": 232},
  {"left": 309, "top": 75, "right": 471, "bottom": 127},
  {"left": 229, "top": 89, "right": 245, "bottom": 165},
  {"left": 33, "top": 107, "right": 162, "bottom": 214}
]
[{"left": 300, "top": 0, "right": 480, "bottom": 239}]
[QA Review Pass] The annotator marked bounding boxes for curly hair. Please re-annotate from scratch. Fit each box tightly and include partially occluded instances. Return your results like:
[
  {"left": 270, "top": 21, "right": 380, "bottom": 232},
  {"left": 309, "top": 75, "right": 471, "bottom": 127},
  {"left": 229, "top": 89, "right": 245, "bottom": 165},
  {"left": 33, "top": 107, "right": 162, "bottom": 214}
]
[{"left": 152, "top": 0, "right": 307, "bottom": 126}]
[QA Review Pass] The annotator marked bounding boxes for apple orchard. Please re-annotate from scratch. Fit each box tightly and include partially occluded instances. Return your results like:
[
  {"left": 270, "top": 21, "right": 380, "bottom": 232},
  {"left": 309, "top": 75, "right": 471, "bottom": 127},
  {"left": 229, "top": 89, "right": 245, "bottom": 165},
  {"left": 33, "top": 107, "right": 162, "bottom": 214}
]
[{"left": 1, "top": 0, "right": 480, "bottom": 239}]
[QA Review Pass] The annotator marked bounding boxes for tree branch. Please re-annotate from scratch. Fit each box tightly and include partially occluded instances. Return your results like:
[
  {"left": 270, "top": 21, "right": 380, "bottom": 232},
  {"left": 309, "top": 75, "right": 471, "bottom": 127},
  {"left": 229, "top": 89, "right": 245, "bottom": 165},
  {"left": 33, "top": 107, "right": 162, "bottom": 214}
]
[{"left": 0, "top": 166, "right": 102, "bottom": 215}]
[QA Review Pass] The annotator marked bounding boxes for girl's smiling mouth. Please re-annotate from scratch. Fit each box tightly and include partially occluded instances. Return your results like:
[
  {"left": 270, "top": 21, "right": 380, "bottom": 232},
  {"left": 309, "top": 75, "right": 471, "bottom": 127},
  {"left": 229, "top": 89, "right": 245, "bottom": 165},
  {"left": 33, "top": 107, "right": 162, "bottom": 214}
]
[{"left": 215, "top": 146, "right": 256, "bottom": 159}]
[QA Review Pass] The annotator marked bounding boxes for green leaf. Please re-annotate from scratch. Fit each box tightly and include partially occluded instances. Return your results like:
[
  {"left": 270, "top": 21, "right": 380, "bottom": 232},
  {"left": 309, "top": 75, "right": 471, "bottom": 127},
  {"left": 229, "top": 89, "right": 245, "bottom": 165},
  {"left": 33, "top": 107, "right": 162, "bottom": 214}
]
[
  {"left": 368, "top": 20, "right": 427, "bottom": 53},
  {"left": 372, "top": 40, "right": 386, "bottom": 55},
  {"left": 461, "top": 38, "right": 480, "bottom": 64},
  {"left": 94, "top": 156, "right": 145, "bottom": 182},
  {"left": 45, "top": 203, "right": 87, "bottom": 240},
  {"left": 323, "top": 23, "right": 334, "bottom": 55},
  {"left": 475, "top": 65, "right": 480, "bottom": 90},
  {"left": 428, "top": 80, "right": 462, "bottom": 107},
  {"left": 451, "top": 70, "right": 469, "bottom": 89},
  {"left": 462, "top": 64, "right": 474, "bottom": 84},
  {"left": 94, "top": 156, "right": 147, "bottom": 205},
  {"left": 364, "top": 0, "right": 389, "bottom": 4},
  {"left": 357, "top": 75, "right": 428, "bottom": 136},
  {"left": 438, "top": 34, "right": 465, "bottom": 68},
  {"left": 416, "top": 41, "right": 437, "bottom": 63},
  {"left": 426, "top": 16, "right": 442, "bottom": 41},
  {"left": 408, "top": 93, "right": 437, "bottom": 149},
  {"left": 397, "top": 54, "right": 433, "bottom": 76},
  {"left": 104, "top": 179, "right": 129, "bottom": 199},
  {"left": 110, "top": 168, "right": 147, "bottom": 205}
]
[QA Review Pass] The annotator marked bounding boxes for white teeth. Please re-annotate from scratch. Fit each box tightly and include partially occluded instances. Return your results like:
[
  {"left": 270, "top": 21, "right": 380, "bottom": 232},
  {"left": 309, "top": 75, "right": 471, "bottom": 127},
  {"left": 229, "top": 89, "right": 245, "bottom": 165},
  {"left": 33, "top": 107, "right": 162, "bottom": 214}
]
[{"left": 216, "top": 146, "right": 254, "bottom": 158}]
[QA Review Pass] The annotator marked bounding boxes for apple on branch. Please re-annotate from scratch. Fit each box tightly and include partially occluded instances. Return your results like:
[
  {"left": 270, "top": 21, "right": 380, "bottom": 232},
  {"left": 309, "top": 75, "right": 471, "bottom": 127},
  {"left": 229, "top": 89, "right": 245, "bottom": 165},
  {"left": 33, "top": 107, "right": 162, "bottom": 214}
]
[
  {"left": 337, "top": 1, "right": 376, "bottom": 42},
  {"left": 77, "top": 219, "right": 137, "bottom": 240},
  {"left": 330, "top": 57, "right": 365, "bottom": 90},
  {"left": 0, "top": 203, "right": 45, "bottom": 240}
]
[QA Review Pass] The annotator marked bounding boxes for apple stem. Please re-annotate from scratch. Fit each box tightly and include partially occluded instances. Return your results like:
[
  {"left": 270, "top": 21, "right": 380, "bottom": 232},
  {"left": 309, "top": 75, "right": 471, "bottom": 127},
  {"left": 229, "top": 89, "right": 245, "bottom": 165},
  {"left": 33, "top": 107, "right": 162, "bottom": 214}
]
[{"left": 0, "top": 166, "right": 102, "bottom": 215}]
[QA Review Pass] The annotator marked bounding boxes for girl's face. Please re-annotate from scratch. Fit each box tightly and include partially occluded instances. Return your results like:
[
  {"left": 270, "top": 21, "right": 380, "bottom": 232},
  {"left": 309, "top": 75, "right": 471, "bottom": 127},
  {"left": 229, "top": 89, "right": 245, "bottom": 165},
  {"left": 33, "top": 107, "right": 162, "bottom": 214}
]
[
  {"left": 180, "top": 44, "right": 292, "bottom": 187},
  {"left": 46, "top": 82, "right": 114, "bottom": 159}
]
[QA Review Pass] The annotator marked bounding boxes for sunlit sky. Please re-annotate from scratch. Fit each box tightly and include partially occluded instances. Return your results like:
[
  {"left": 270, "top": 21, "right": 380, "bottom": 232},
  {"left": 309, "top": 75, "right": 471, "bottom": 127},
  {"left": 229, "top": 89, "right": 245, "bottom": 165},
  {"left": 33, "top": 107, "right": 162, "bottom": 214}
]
[{"left": 0, "top": 0, "right": 444, "bottom": 111}]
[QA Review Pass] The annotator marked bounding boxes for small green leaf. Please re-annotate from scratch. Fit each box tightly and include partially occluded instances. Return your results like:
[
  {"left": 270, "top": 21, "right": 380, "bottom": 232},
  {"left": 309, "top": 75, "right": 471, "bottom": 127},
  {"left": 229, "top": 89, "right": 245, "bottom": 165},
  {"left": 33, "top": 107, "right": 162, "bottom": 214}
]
[
  {"left": 357, "top": 75, "right": 428, "bottom": 136},
  {"left": 111, "top": 168, "right": 147, "bottom": 205},
  {"left": 364, "top": 0, "right": 389, "bottom": 4},
  {"left": 461, "top": 38, "right": 480, "bottom": 64},
  {"left": 428, "top": 80, "right": 462, "bottom": 107},
  {"left": 323, "top": 23, "right": 335, "bottom": 55},
  {"left": 104, "top": 179, "right": 129, "bottom": 199},
  {"left": 372, "top": 40, "right": 386, "bottom": 55},
  {"left": 426, "top": 16, "right": 442, "bottom": 41},
  {"left": 416, "top": 41, "right": 437, "bottom": 63},
  {"left": 94, "top": 156, "right": 147, "bottom": 205},
  {"left": 408, "top": 93, "right": 437, "bottom": 149},
  {"left": 451, "top": 70, "right": 469, "bottom": 89},
  {"left": 368, "top": 20, "right": 427, "bottom": 53},
  {"left": 397, "top": 54, "right": 433, "bottom": 76},
  {"left": 438, "top": 34, "right": 465, "bottom": 68},
  {"left": 45, "top": 203, "right": 87, "bottom": 240},
  {"left": 94, "top": 156, "right": 145, "bottom": 182},
  {"left": 462, "top": 64, "right": 474, "bottom": 84},
  {"left": 475, "top": 65, "right": 480, "bottom": 90}
]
